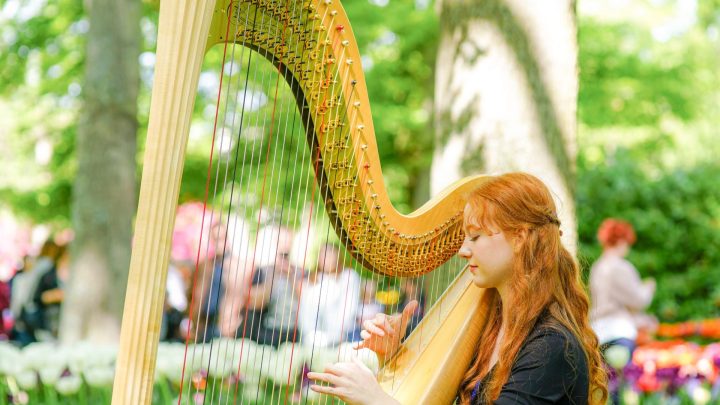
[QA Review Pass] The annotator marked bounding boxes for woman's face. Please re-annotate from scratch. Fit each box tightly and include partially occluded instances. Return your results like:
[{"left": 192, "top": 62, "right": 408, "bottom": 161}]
[{"left": 458, "top": 203, "right": 515, "bottom": 291}]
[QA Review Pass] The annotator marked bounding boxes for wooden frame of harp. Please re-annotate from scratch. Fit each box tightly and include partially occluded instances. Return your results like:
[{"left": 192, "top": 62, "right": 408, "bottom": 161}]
[{"left": 112, "top": 0, "right": 491, "bottom": 403}]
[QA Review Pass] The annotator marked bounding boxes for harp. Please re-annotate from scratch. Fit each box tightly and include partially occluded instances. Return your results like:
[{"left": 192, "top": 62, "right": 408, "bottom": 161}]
[{"left": 112, "top": 0, "right": 490, "bottom": 403}]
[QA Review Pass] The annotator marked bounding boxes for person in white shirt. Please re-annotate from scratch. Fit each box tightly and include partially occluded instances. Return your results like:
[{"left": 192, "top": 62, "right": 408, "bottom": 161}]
[
  {"left": 590, "top": 218, "right": 656, "bottom": 349},
  {"left": 299, "top": 243, "right": 360, "bottom": 348}
]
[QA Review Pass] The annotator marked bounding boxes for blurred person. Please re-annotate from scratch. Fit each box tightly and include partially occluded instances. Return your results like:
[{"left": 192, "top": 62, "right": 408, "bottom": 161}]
[
  {"left": 217, "top": 253, "right": 253, "bottom": 338},
  {"left": 216, "top": 215, "right": 253, "bottom": 338},
  {"left": 590, "top": 218, "right": 656, "bottom": 350},
  {"left": 399, "top": 278, "right": 425, "bottom": 335},
  {"left": 299, "top": 243, "right": 361, "bottom": 348},
  {"left": 9, "top": 240, "right": 63, "bottom": 345},
  {"left": 160, "top": 261, "right": 189, "bottom": 342},
  {"left": 590, "top": 218, "right": 656, "bottom": 404},
  {"left": 348, "top": 279, "right": 383, "bottom": 342},
  {"left": 186, "top": 219, "right": 229, "bottom": 342},
  {"left": 31, "top": 244, "right": 71, "bottom": 341},
  {"left": 241, "top": 226, "right": 302, "bottom": 347}
]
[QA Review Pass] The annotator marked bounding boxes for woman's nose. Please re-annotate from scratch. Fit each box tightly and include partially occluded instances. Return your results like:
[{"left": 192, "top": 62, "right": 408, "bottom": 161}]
[{"left": 458, "top": 242, "right": 471, "bottom": 259}]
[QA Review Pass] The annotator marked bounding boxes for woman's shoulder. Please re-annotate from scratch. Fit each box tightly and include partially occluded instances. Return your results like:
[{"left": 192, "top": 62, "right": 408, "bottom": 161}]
[
  {"left": 499, "top": 316, "right": 590, "bottom": 404},
  {"left": 518, "top": 314, "right": 588, "bottom": 375}
]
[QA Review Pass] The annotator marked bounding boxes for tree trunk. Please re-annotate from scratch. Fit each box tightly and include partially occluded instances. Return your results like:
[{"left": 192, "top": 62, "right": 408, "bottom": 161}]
[
  {"left": 60, "top": 0, "right": 141, "bottom": 343},
  {"left": 431, "top": 0, "right": 579, "bottom": 250}
]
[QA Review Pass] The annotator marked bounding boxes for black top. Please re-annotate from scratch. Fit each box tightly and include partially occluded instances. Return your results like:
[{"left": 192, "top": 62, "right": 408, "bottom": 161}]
[{"left": 470, "top": 313, "right": 589, "bottom": 404}]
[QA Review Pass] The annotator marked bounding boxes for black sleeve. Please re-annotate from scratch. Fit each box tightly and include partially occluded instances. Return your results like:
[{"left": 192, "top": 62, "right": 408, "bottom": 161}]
[
  {"left": 494, "top": 330, "right": 587, "bottom": 404},
  {"left": 251, "top": 267, "right": 266, "bottom": 285}
]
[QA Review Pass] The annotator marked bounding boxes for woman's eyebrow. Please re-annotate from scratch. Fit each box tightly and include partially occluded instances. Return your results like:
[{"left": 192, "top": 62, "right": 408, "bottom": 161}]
[{"left": 464, "top": 224, "right": 484, "bottom": 234}]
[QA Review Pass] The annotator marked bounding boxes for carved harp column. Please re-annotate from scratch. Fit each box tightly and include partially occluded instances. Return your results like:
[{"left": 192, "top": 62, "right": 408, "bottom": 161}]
[{"left": 112, "top": 1, "right": 490, "bottom": 403}]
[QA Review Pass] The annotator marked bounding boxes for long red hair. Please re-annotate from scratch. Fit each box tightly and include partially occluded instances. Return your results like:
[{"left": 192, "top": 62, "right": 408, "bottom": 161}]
[{"left": 458, "top": 173, "right": 607, "bottom": 404}]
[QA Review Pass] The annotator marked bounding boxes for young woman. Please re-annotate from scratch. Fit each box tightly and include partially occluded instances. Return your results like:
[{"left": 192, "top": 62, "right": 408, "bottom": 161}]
[{"left": 308, "top": 172, "right": 608, "bottom": 404}]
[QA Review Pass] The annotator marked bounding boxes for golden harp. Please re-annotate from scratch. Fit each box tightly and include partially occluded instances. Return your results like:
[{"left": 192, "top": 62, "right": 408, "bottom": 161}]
[{"left": 112, "top": 0, "right": 490, "bottom": 403}]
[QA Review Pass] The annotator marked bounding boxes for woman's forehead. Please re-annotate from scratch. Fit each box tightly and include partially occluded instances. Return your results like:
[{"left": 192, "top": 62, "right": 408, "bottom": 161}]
[{"left": 463, "top": 203, "right": 485, "bottom": 230}]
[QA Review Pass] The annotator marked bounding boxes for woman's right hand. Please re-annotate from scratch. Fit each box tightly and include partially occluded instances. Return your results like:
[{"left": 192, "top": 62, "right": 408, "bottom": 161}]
[{"left": 354, "top": 300, "right": 418, "bottom": 359}]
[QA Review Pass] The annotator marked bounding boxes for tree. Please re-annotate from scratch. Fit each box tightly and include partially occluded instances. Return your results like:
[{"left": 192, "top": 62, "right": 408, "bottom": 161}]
[
  {"left": 431, "top": 0, "right": 579, "bottom": 248},
  {"left": 58, "top": 0, "right": 141, "bottom": 343}
]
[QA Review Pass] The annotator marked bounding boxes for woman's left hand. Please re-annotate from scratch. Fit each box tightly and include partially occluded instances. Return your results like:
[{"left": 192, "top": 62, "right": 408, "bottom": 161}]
[{"left": 307, "top": 357, "right": 399, "bottom": 405}]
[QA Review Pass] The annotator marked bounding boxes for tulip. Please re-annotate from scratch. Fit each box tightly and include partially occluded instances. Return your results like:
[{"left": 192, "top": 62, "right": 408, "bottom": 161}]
[{"left": 54, "top": 375, "right": 82, "bottom": 395}]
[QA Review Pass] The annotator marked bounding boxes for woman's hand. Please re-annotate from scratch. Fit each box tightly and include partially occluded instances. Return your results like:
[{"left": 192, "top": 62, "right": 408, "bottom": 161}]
[
  {"left": 307, "top": 356, "right": 399, "bottom": 405},
  {"left": 354, "top": 300, "right": 418, "bottom": 360}
]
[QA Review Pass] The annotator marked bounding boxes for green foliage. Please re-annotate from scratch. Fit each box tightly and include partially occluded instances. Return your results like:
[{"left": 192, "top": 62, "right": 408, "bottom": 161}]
[
  {"left": 579, "top": 20, "right": 710, "bottom": 128},
  {"left": 344, "top": 0, "right": 438, "bottom": 211},
  {"left": 576, "top": 146, "right": 720, "bottom": 322}
]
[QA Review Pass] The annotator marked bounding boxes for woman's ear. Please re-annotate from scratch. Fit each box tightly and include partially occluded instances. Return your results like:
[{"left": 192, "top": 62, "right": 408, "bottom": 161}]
[{"left": 512, "top": 228, "right": 528, "bottom": 253}]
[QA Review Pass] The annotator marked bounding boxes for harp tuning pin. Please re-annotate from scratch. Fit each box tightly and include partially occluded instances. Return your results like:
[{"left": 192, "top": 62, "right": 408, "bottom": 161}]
[
  {"left": 380, "top": 214, "right": 386, "bottom": 219},
  {"left": 371, "top": 193, "right": 378, "bottom": 199},
  {"left": 389, "top": 228, "right": 395, "bottom": 232},
  {"left": 346, "top": 58, "right": 353, "bottom": 65},
  {"left": 342, "top": 40, "right": 350, "bottom": 46},
  {"left": 336, "top": 24, "right": 345, "bottom": 32},
  {"left": 357, "top": 124, "right": 365, "bottom": 130},
  {"left": 330, "top": 10, "right": 338, "bottom": 16},
  {"left": 361, "top": 144, "right": 368, "bottom": 150},
  {"left": 375, "top": 205, "right": 381, "bottom": 210},
  {"left": 363, "top": 163, "right": 370, "bottom": 169},
  {"left": 353, "top": 101, "right": 361, "bottom": 107},
  {"left": 325, "top": 0, "right": 332, "bottom": 4},
  {"left": 367, "top": 179, "right": 374, "bottom": 185}
]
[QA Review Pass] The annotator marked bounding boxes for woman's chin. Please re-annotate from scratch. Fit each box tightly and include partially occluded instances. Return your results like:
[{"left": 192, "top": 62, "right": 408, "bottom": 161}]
[{"left": 471, "top": 277, "right": 488, "bottom": 288}]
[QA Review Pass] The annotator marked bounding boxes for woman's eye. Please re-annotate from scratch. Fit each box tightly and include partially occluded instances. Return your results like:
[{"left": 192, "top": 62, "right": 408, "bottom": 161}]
[{"left": 469, "top": 235, "right": 480, "bottom": 242}]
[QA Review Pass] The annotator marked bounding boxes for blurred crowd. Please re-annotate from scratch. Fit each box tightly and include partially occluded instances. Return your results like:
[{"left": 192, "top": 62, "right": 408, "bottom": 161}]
[
  {"left": 161, "top": 221, "right": 426, "bottom": 350},
  {"left": 0, "top": 214, "right": 426, "bottom": 351}
]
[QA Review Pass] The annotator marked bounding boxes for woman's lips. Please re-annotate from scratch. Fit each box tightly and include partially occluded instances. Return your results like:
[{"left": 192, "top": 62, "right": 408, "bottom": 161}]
[{"left": 468, "top": 265, "right": 478, "bottom": 273}]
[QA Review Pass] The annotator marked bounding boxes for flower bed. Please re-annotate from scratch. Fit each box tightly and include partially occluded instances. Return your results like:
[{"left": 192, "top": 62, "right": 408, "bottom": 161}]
[
  {"left": 0, "top": 339, "right": 377, "bottom": 404},
  {"left": 610, "top": 341, "right": 720, "bottom": 405}
]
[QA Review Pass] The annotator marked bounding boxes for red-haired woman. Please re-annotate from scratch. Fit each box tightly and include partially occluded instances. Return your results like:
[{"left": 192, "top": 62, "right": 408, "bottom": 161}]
[
  {"left": 589, "top": 219, "right": 656, "bottom": 371},
  {"left": 308, "top": 173, "right": 608, "bottom": 404}
]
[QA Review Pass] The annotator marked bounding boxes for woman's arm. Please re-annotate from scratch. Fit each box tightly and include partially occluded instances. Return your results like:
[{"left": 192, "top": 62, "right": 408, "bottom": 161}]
[{"left": 609, "top": 260, "right": 655, "bottom": 311}]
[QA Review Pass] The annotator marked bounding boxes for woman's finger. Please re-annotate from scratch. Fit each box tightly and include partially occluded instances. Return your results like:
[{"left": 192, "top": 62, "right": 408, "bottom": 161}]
[
  {"left": 307, "top": 371, "right": 340, "bottom": 385},
  {"left": 380, "top": 318, "right": 396, "bottom": 335},
  {"left": 363, "top": 320, "right": 385, "bottom": 336},
  {"left": 360, "top": 329, "right": 371, "bottom": 340},
  {"left": 323, "top": 363, "right": 346, "bottom": 376},
  {"left": 399, "top": 300, "right": 419, "bottom": 331},
  {"left": 310, "top": 384, "right": 339, "bottom": 396}
]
